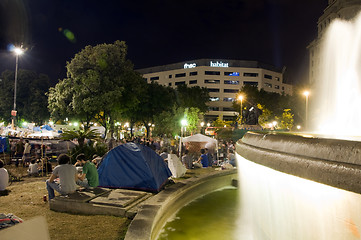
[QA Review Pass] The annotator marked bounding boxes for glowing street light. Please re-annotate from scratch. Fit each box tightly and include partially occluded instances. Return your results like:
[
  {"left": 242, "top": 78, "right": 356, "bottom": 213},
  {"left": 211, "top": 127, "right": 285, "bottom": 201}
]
[
  {"left": 303, "top": 91, "right": 310, "bottom": 131},
  {"left": 11, "top": 46, "right": 24, "bottom": 129},
  {"left": 238, "top": 94, "right": 244, "bottom": 125}
]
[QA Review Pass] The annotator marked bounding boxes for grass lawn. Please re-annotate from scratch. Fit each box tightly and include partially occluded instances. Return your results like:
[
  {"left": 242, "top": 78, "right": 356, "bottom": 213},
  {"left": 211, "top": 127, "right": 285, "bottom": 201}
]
[{"left": 0, "top": 164, "right": 131, "bottom": 240}]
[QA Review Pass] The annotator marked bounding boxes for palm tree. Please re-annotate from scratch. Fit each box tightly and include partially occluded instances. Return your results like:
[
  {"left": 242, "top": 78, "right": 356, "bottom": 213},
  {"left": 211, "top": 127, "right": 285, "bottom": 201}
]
[{"left": 60, "top": 128, "right": 101, "bottom": 148}]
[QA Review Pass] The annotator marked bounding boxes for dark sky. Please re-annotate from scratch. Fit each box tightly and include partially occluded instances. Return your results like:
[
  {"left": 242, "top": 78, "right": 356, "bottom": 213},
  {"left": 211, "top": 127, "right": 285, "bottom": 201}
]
[{"left": 0, "top": 0, "right": 328, "bottom": 85}]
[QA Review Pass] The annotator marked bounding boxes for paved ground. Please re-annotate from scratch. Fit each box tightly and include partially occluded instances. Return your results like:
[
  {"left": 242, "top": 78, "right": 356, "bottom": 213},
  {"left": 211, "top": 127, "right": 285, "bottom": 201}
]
[{"left": 50, "top": 187, "right": 154, "bottom": 218}]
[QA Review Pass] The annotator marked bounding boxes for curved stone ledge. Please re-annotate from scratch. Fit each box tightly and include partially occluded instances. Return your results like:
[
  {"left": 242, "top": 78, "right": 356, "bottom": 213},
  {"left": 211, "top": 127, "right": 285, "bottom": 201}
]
[
  {"left": 241, "top": 131, "right": 361, "bottom": 165},
  {"left": 237, "top": 132, "right": 361, "bottom": 194},
  {"left": 124, "top": 169, "right": 238, "bottom": 240}
]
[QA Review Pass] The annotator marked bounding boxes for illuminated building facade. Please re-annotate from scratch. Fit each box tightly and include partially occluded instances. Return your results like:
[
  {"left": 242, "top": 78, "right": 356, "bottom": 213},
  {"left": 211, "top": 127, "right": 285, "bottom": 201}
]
[{"left": 137, "top": 59, "right": 292, "bottom": 121}]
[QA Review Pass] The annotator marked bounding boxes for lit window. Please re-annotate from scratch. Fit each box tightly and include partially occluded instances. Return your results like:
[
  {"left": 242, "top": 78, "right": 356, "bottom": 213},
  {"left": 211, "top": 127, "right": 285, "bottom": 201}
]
[
  {"left": 209, "top": 97, "right": 220, "bottom": 102},
  {"left": 224, "top": 72, "right": 240, "bottom": 76},
  {"left": 224, "top": 80, "right": 239, "bottom": 85},
  {"left": 204, "top": 80, "right": 220, "bottom": 84}
]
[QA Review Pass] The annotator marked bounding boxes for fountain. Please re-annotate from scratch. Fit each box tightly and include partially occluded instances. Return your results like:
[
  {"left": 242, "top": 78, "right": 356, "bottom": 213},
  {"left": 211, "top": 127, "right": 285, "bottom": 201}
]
[
  {"left": 125, "top": 12, "right": 361, "bottom": 240},
  {"left": 313, "top": 12, "right": 361, "bottom": 138}
]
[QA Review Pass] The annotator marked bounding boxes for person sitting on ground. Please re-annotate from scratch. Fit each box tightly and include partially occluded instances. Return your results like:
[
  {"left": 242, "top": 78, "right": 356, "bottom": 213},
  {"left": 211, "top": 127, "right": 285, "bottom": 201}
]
[
  {"left": 182, "top": 149, "right": 193, "bottom": 169},
  {"left": 46, "top": 154, "right": 77, "bottom": 200},
  {"left": 27, "top": 159, "right": 38, "bottom": 176},
  {"left": 75, "top": 154, "right": 99, "bottom": 189},
  {"left": 91, "top": 154, "right": 102, "bottom": 168},
  {"left": 0, "top": 160, "right": 9, "bottom": 192},
  {"left": 196, "top": 149, "right": 209, "bottom": 168},
  {"left": 38, "top": 158, "right": 52, "bottom": 174},
  {"left": 160, "top": 148, "right": 168, "bottom": 160},
  {"left": 228, "top": 149, "right": 236, "bottom": 167}
]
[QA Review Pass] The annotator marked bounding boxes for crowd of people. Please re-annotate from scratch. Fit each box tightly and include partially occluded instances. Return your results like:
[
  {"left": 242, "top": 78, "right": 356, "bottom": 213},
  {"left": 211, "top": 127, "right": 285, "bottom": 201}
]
[{"left": 0, "top": 135, "right": 238, "bottom": 198}]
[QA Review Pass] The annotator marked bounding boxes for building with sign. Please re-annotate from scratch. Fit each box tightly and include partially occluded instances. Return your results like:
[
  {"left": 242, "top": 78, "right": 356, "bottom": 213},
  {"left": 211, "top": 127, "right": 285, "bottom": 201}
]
[{"left": 137, "top": 59, "right": 292, "bottom": 121}]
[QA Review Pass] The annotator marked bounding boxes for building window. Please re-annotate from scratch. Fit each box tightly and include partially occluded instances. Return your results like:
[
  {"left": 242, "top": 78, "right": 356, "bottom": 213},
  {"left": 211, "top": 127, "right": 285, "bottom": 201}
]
[
  {"left": 264, "top": 74, "right": 272, "bottom": 79},
  {"left": 275, "top": 77, "right": 280, "bottom": 81},
  {"left": 175, "top": 81, "right": 186, "bottom": 86},
  {"left": 275, "top": 85, "right": 280, "bottom": 89},
  {"left": 150, "top": 76, "right": 159, "bottom": 81},
  {"left": 224, "top": 89, "right": 239, "bottom": 93},
  {"left": 175, "top": 73, "right": 186, "bottom": 78},
  {"left": 243, "top": 72, "right": 258, "bottom": 77},
  {"left": 204, "top": 79, "right": 220, "bottom": 84},
  {"left": 169, "top": 75, "right": 172, "bottom": 78},
  {"left": 208, "top": 88, "right": 220, "bottom": 92},
  {"left": 223, "top": 97, "right": 234, "bottom": 102},
  {"left": 169, "top": 83, "right": 172, "bottom": 86},
  {"left": 265, "top": 83, "right": 272, "bottom": 88},
  {"left": 209, "top": 97, "right": 220, "bottom": 102},
  {"left": 224, "top": 80, "right": 239, "bottom": 85},
  {"left": 189, "top": 80, "right": 197, "bottom": 84},
  {"left": 224, "top": 72, "right": 240, "bottom": 76},
  {"left": 208, "top": 107, "right": 219, "bottom": 111},
  {"left": 205, "top": 71, "right": 220, "bottom": 75},
  {"left": 223, "top": 107, "right": 235, "bottom": 112},
  {"left": 282, "top": 86, "right": 285, "bottom": 90},
  {"left": 244, "top": 81, "right": 258, "bottom": 86},
  {"left": 190, "top": 71, "right": 198, "bottom": 76}
]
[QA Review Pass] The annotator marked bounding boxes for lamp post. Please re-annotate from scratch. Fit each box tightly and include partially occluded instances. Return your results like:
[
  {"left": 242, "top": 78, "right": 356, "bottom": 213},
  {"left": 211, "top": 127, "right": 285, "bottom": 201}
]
[
  {"left": 179, "top": 119, "right": 188, "bottom": 157},
  {"left": 11, "top": 46, "right": 24, "bottom": 129},
  {"left": 303, "top": 91, "right": 310, "bottom": 131},
  {"left": 237, "top": 94, "right": 244, "bottom": 125}
]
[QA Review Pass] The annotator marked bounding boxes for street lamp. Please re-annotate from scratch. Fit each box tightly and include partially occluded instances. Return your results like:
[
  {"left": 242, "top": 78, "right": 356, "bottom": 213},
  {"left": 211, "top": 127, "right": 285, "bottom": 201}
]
[
  {"left": 303, "top": 91, "right": 310, "bottom": 131},
  {"left": 11, "top": 46, "right": 24, "bottom": 129},
  {"left": 237, "top": 94, "right": 244, "bottom": 125}
]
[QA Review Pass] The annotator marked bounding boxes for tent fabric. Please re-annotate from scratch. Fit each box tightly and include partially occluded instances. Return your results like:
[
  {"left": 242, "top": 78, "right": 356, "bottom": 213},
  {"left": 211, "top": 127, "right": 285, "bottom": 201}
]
[
  {"left": 0, "top": 137, "right": 7, "bottom": 153},
  {"left": 182, "top": 133, "right": 217, "bottom": 144},
  {"left": 41, "top": 125, "right": 54, "bottom": 131},
  {"left": 97, "top": 142, "right": 172, "bottom": 192},
  {"left": 167, "top": 154, "right": 187, "bottom": 178}
]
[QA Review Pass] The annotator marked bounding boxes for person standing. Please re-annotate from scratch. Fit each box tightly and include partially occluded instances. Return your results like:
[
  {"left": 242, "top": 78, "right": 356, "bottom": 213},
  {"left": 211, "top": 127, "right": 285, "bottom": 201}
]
[
  {"left": 75, "top": 154, "right": 99, "bottom": 188},
  {"left": 15, "top": 138, "right": 24, "bottom": 167},
  {"left": 46, "top": 154, "right": 77, "bottom": 200},
  {"left": 0, "top": 160, "right": 8, "bottom": 191},
  {"left": 23, "top": 140, "right": 31, "bottom": 167}
]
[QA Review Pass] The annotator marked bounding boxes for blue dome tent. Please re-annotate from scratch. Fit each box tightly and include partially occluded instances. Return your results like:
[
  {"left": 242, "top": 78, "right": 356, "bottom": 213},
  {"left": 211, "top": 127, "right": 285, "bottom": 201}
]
[{"left": 97, "top": 142, "right": 172, "bottom": 192}]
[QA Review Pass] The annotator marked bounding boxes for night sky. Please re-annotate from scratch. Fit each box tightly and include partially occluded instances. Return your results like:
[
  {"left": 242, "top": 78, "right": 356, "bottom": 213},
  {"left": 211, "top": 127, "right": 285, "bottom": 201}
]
[{"left": 0, "top": 0, "right": 328, "bottom": 86}]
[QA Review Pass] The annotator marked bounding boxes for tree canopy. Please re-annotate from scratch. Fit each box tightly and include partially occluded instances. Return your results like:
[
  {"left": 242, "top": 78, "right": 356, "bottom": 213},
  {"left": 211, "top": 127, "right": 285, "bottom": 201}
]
[
  {"left": 48, "top": 41, "right": 145, "bottom": 134},
  {"left": 0, "top": 69, "right": 50, "bottom": 125}
]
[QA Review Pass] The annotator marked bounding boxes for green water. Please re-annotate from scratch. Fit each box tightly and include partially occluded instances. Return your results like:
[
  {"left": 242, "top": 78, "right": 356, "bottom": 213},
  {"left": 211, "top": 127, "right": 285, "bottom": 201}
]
[{"left": 157, "top": 187, "right": 239, "bottom": 240}]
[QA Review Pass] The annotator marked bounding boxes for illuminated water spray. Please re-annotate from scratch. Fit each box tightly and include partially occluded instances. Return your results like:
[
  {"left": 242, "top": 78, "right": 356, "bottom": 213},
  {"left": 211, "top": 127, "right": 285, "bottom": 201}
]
[{"left": 314, "top": 13, "right": 361, "bottom": 136}]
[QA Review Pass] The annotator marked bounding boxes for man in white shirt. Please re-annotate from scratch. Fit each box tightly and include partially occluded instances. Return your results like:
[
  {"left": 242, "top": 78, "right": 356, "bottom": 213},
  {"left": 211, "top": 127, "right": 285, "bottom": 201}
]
[
  {"left": 46, "top": 154, "right": 77, "bottom": 200},
  {"left": 0, "top": 160, "right": 9, "bottom": 191}
]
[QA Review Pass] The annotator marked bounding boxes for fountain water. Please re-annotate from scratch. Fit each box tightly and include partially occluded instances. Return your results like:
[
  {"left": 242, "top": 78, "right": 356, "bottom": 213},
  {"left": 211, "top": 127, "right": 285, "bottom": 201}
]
[{"left": 313, "top": 13, "right": 361, "bottom": 137}]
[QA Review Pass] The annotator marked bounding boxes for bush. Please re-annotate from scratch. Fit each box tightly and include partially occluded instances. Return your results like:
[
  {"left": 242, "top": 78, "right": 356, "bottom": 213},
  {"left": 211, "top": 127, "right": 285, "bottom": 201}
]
[{"left": 68, "top": 142, "right": 108, "bottom": 164}]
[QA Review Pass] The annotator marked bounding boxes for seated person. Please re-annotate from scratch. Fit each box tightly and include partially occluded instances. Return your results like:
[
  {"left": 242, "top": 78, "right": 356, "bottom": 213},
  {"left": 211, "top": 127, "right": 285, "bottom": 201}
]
[
  {"left": 38, "top": 158, "right": 53, "bottom": 174},
  {"left": 181, "top": 149, "right": 193, "bottom": 169},
  {"left": 0, "top": 160, "right": 8, "bottom": 191},
  {"left": 46, "top": 154, "right": 77, "bottom": 200},
  {"left": 196, "top": 149, "right": 209, "bottom": 168},
  {"left": 75, "top": 154, "right": 99, "bottom": 189},
  {"left": 228, "top": 149, "right": 236, "bottom": 167},
  {"left": 27, "top": 159, "right": 39, "bottom": 176}
]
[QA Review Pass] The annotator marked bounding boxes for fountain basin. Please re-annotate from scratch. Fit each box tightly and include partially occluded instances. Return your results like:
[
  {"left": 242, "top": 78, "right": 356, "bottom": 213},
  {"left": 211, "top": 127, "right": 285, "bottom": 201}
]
[
  {"left": 237, "top": 131, "right": 361, "bottom": 194},
  {"left": 124, "top": 169, "right": 237, "bottom": 240}
]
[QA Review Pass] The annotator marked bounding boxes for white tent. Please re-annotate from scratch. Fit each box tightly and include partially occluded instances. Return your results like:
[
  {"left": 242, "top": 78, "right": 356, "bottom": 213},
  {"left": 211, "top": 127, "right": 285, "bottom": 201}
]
[
  {"left": 167, "top": 154, "right": 187, "bottom": 178},
  {"left": 182, "top": 133, "right": 217, "bottom": 145}
]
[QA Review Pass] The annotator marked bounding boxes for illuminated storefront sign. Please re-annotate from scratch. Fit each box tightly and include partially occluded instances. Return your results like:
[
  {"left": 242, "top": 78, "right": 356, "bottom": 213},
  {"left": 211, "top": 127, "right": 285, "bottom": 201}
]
[
  {"left": 210, "top": 61, "right": 229, "bottom": 67},
  {"left": 184, "top": 63, "right": 196, "bottom": 69}
]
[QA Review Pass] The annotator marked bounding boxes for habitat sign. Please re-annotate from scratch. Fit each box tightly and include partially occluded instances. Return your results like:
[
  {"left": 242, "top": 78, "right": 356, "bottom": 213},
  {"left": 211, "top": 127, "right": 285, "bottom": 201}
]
[{"left": 210, "top": 61, "right": 229, "bottom": 67}]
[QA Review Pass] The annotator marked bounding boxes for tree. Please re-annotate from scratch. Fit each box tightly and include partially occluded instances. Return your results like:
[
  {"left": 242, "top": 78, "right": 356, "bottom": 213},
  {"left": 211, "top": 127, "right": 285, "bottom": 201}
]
[
  {"left": 122, "top": 82, "right": 176, "bottom": 137},
  {"left": 0, "top": 69, "right": 50, "bottom": 125},
  {"left": 184, "top": 107, "right": 201, "bottom": 135},
  {"left": 48, "top": 41, "right": 144, "bottom": 135},
  {"left": 61, "top": 128, "right": 101, "bottom": 148},
  {"left": 176, "top": 85, "right": 209, "bottom": 112},
  {"left": 279, "top": 109, "right": 294, "bottom": 130},
  {"left": 257, "top": 104, "right": 272, "bottom": 127}
]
